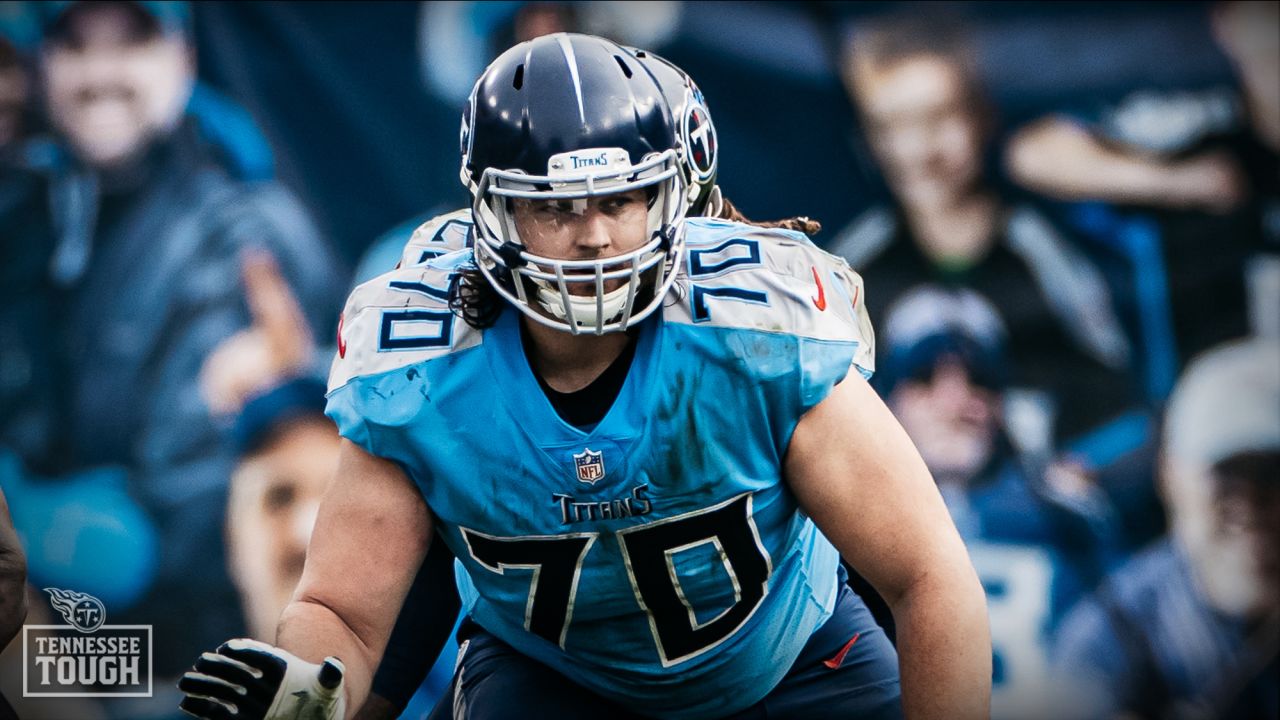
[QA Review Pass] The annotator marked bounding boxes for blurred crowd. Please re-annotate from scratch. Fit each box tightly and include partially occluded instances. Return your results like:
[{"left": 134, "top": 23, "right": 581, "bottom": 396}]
[{"left": 0, "top": 2, "right": 1276, "bottom": 720}]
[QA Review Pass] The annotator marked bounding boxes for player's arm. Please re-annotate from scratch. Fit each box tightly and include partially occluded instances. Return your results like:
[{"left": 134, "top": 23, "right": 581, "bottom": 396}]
[
  {"left": 785, "top": 372, "right": 990, "bottom": 720},
  {"left": 278, "top": 439, "right": 432, "bottom": 712},
  {"left": 356, "top": 540, "right": 460, "bottom": 720},
  {"left": 179, "top": 439, "right": 432, "bottom": 720}
]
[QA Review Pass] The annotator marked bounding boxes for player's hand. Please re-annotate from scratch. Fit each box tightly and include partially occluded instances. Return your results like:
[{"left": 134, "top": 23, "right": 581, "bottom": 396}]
[{"left": 178, "top": 638, "right": 346, "bottom": 720}]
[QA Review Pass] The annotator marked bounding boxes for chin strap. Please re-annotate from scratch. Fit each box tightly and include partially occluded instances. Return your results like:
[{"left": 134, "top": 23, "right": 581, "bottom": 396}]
[{"left": 535, "top": 280, "right": 632, "bottom": 329}]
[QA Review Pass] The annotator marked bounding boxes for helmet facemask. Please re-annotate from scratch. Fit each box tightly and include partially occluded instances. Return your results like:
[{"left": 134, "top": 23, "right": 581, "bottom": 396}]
[{"left": 471, "top": 147, "right": 687, "bottom": 335}]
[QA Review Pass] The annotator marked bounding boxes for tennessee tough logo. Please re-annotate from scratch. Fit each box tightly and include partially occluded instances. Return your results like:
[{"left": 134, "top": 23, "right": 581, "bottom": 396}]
[{"left": 45, "top": 588, "right": 106, "bottom": 634}]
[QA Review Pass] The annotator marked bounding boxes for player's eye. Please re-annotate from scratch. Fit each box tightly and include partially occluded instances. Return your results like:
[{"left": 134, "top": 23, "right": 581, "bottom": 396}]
[
  {"left": 601, "top": 192, "right": 643, "bottom": 215},
  {"left": 535, "top": 200, "right": 575, "bottom": 216}
]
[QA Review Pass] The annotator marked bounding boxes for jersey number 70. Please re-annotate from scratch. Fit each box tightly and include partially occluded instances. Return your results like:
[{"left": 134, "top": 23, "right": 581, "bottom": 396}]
[{"left": 460, "top": 493, "right": 772, "bottom": 667}]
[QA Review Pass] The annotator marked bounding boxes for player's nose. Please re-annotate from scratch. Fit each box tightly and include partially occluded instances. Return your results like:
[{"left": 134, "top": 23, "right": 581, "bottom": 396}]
[{"left": 573, "top": 212, "right": 616, "bottom": 254}]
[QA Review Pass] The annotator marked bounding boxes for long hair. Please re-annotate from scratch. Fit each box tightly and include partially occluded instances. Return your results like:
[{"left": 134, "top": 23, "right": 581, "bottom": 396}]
[{"left": 447, "top": 265, "right": 505, "bottom": 330}]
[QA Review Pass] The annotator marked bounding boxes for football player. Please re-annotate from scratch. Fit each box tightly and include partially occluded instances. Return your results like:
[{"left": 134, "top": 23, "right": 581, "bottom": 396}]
[
  {"left": 358, "top": 48, "right": 837, "bottom": 720},
  {"left": 179, "top": 33, "right": 989, "bottom": 720},
  {"left": 359, "top": 47, "right": 754, "bottom": 720}
]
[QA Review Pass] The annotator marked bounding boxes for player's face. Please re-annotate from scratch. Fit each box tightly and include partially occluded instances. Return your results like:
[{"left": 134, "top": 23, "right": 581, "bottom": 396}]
[
  {"left": 854, "top": 55, "right": 984, "bottom": 211},
  {"left": 226, "top": 419, "right": 340, "bottom": 639},
  {"left": 889, "top": 358, "right": 1000, "bottom": 486},
  {"left": 41, "top": 2, "right": 192, "bottom": 169},
  {"left": 1165, "top": 451, "right": 1280, "bottom": 619},
  {"left": 511, "top": 189, "right": 651, "bottom": 296}
]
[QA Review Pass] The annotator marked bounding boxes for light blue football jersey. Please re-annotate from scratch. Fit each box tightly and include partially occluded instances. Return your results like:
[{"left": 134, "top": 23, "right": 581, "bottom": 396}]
[{"left": 326, "top": 218, "right": 875, "bottom": 719}]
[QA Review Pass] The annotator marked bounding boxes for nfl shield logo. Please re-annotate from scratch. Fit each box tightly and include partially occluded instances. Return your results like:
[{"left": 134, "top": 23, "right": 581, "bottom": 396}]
[{"left": 573, "top": 448, "right": 605, "bottom": 485}]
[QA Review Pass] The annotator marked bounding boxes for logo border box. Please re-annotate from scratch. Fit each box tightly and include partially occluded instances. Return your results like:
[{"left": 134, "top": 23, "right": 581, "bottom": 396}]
[{"left": 22, "top": 625, "right": 154, "bottom": 698}]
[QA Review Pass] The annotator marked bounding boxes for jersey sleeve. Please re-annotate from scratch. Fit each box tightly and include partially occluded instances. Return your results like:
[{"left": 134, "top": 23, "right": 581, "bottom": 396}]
[
  {"left": 668, "top": 218, "right": 877, "bottom": 448},
  {"left": 398, "top": 209, "right": 474, "bottom": 269},
  {"left": 675, "top": 219, "right": 875, "bottom": 404},
  {"left": 325, "top": 252, "right": 479, "bottom": 459},
  {"left": 794, "top": 253, "right": 874, "bottom": 417}
]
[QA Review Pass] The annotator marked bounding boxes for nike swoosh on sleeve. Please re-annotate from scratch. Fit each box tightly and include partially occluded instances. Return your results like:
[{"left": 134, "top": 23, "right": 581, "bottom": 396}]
[{"left": 810, "top": 266, "right": 827, "bottom": 311}]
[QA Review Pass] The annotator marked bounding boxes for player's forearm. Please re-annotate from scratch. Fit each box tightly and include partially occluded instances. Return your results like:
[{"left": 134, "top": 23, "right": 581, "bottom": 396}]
[
  {"left": 889, "top": 565, "right": 991, "bottom": 720},
  {"left": 276, "top": 597, "right": 381, "bottom": 719}
]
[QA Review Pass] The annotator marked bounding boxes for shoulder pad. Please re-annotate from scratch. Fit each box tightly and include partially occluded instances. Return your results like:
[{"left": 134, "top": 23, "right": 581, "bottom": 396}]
[
  {"left": 398, "top": 208, "right": 474, "bottom": 268},
  {"left": 328, "top": 252, "right": 479, "bottom": 392},
  {"left": 669, "top": 219, "right": 875, "bottom": 352}
]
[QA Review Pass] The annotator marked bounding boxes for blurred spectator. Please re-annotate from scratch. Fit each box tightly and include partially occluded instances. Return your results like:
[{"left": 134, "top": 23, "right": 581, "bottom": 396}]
[
  {"left": 0, "top": 4, "right": 58, "bottom": 466},
  {"left": 226, "top": 378, "right": 337, "bottom": 642},
  {"left": 831, "top": 17, "right": 1139, "bottom": 442},
  {"left": 0, "top": 6, "right": 33, "bottom": 153},
  {"left": 418, "top": 1, "right": 680, "bottom": 105},
  {"left": 1006, "top": 1, "right": 1280, "bottom": 365},
  {"left": 879, "top": 285, "right": 1123, "bottom": 719},
  {"left": 0, "top": 452, "right": 157, "bottom": 608},
  {"left": 0, "top": 486, "right": 24, "bottom": 650},
  {"left": 2, "top": 0, "right": 346, "bottom": 676},
  {"left": 0, "top": 486, "right": 22, "bottom": 720},
  {"left": 1054, "top": 338, "right": 1280, "bottom": 720}
]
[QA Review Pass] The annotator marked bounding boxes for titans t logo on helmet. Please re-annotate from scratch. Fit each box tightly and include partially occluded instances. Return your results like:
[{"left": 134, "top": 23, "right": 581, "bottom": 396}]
[{"left": 683, "top": 101, "right": 717, "bottom": 184}]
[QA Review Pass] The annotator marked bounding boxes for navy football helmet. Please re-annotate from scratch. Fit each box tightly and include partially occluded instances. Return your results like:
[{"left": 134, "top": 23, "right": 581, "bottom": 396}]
[
  {"left": 460, "top": 33, "right": 688, "bottom": 335},
  {"left": 626, "top": 48, "right": 721, "bottom": 218}
]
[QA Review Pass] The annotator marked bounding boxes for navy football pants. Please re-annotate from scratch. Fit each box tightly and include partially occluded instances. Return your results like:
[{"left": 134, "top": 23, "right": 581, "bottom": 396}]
[{"left": 428, "top": 582, "right": 902, "bottom": 720}]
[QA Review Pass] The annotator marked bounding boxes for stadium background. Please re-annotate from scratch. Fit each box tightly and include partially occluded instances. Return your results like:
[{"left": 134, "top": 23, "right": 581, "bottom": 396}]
[{"left": 1, "top": 2, "right": 1276, "bottom": 720}]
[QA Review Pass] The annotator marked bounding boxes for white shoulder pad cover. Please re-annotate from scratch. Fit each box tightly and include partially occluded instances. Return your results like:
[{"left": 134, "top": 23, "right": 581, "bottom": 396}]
[
  {"left": 399, "top": 208, "right": 474, "bottom": 268},
  {"left": 668, "top": 218, "right": 875, "bottom": 359},
  {"left": 328, "top": 254, "right": 479, "bottom": 392}
]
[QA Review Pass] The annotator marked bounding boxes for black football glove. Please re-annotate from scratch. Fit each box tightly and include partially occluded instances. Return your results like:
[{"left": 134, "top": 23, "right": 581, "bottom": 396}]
[{"left": 178, "top": 638, "right": 346, "bottom": 720}]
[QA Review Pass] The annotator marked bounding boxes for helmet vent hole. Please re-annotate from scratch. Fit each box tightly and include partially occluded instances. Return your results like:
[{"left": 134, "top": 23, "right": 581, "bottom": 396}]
[
  {"left": 614, "top": 56, "right": 633, "bottom": 78},
  {"left": 513, "top": 64, "right": 524, "bottom": 90}
]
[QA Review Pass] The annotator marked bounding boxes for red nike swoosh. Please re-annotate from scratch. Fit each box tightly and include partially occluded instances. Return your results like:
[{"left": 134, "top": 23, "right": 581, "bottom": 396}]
[
  {"left": 337, "top": 312, "right": 347, "bottom": 359},
  {"left": 823, "top": 632, "right": 860, "bottom": 669},
  {"left": 811, "top": 267, "right": 827, "bottom": 311}
]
